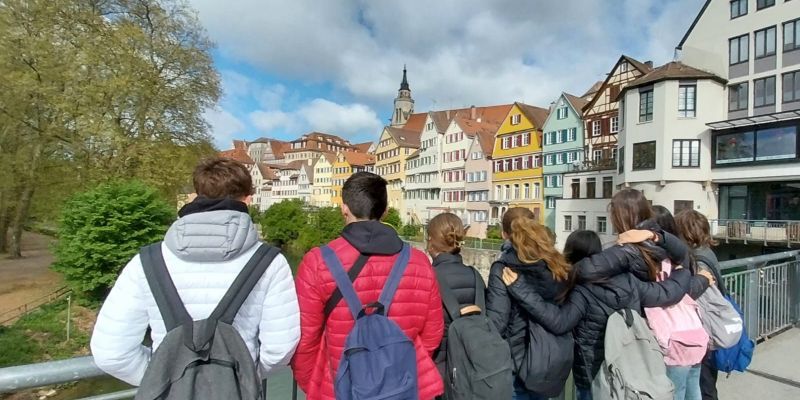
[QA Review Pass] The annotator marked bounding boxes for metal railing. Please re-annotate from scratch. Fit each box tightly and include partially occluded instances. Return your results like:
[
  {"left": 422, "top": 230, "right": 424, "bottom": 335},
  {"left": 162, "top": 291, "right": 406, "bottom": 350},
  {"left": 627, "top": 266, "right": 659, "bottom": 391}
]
[
  {"left": 1, "top": 251, "right": 798, "bottom": 399},
  {"left": 709, "top": 219, "right": 800, "bottom": 247}
]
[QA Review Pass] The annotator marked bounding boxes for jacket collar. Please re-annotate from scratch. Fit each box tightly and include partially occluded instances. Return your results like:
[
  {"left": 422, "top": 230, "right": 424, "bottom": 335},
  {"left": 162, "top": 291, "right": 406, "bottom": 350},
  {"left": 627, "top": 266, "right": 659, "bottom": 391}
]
[{"left": 432, "top": 252, "right": 463, "bottom": 268}]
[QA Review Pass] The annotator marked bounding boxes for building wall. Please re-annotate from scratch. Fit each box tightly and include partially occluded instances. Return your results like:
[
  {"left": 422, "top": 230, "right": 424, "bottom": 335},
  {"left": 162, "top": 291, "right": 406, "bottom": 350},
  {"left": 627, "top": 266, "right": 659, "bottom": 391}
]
[
  {"left": 555, "top": 170, "right": 618, "bottom": 250},
  {"left": 492, "top": 104, "right": 544, "bottom": 221},
  {"left": 375, "top": 129, "right": 408, "bottom": 212},
  {"left": 542, "top": 94, "right": 586, "bottom": 230},
  {"left": 404, "top": 115, "right": 442, "bottom": 224},
  {"left": 465, "top": 136, "right": 492, "bottom": 238},
  {"left": 440, "top": 120, "right": 472, "bottom": 222},
  {"left": 331, "top": 157, "right": 351, "bottom": 207},
  {"left": 312, "top": 156, "right": 333, "bottom": 207}
]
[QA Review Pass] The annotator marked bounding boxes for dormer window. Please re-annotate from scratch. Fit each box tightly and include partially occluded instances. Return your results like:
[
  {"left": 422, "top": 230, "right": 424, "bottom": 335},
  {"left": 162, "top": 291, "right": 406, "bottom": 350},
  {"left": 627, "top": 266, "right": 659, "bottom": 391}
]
[{"left": 510, "top": 114, "right": 522, "bottom": 125}]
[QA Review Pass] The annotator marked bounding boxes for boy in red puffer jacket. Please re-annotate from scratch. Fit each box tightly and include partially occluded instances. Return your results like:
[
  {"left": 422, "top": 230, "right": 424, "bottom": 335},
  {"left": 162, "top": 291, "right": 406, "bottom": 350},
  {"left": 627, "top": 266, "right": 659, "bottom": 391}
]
[{"left": 291, "top": 172, "right": 444, "bottom": 400}]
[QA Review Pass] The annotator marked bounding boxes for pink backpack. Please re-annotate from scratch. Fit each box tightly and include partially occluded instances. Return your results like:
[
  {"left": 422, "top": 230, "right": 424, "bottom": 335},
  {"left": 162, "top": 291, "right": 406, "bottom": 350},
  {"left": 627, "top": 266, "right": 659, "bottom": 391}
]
[{"left": 644, "top": 260, "right": 709, "bottom": 366}]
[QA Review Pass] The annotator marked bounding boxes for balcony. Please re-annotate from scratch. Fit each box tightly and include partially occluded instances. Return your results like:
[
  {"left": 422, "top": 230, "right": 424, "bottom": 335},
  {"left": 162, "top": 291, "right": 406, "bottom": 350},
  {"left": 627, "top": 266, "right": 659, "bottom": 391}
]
[
  {"left": 568, "top": 158, "right": 616, "bottom": 173},
  {"left": 710, "top": 219, "right": 800, "bottom": 246}
]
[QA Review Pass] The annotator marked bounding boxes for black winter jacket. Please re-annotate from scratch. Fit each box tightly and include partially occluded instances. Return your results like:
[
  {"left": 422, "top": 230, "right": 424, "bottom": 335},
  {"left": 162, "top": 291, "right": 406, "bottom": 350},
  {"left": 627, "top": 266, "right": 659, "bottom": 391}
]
[
  {"left": 485, "top": 245, "right": 569, "bottom": 372},
  {"left": 506, "top": 233, "right": 701, "bottom": 389},
  {"left": 431, "top": 253, "right": 485, "bottom": 370}
]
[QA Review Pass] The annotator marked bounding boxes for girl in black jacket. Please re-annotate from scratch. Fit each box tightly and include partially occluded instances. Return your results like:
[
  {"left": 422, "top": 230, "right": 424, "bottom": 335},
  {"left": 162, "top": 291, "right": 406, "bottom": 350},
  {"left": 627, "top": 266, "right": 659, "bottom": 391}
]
[
  {"left": 501, "top": 190, "right": 713, "bottom": 400},
  {"left": 426, "top": 212, "right": 485, "bottom": 382},
  {"left": 485, "top": 207, "right": 572, "bottom": 400}
]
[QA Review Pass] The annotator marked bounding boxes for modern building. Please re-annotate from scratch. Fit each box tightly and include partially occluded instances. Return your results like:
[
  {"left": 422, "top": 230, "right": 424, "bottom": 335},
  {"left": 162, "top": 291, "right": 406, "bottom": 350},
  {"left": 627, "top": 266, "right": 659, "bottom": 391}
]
[
  {"left": 555, "top": 169, "right": 618, "bottom": 249},
  {"left": 617, "top": 61, "right": 727, "bottom": 217},
  {"left": 311, "top": 153, "right": 334, "bottom": 207},
  {"left": 541, "top": 93, "right": 589, "bottom": 230},
  {"left": 678, "top": 0, "right": 800, "bottom": 245},
  {"left": 490, "top": 103, "right": 549, "bottom": 223}
]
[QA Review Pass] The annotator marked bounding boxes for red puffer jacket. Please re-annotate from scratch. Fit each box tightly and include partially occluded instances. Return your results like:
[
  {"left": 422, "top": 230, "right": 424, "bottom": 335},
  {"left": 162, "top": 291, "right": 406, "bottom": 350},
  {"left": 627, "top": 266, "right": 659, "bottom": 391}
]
[{"left": 291, "top": 221, "right": 444, "bottom": 400}]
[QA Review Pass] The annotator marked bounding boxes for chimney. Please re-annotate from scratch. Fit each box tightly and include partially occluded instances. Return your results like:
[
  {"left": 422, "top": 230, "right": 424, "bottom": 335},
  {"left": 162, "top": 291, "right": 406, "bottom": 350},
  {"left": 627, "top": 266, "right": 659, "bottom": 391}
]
[
  {"left": 645, "top": 60, "right": 654, "bottom": 69},
  {"left": 446, "top": 109, "right": 450, "bottom": 119},
  {"left": 470, "top": 105, "right": 477, "bottom": 120}
]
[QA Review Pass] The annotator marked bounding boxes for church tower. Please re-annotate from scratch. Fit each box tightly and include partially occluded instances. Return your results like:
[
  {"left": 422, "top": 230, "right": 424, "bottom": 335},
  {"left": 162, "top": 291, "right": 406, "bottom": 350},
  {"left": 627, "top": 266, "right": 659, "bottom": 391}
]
[{"left": 390, "top": 66, "right": 414, "bottom": 126}]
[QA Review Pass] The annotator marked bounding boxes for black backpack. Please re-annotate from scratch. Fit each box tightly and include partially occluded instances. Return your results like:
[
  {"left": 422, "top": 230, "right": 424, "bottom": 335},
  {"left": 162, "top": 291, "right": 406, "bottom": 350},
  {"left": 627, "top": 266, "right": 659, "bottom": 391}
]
[
  {"left": 437, "top": 268, "right": 513, "bottom": 400},
  {"left": 134, "top": 243, "right": 280, "bottom": 400}
]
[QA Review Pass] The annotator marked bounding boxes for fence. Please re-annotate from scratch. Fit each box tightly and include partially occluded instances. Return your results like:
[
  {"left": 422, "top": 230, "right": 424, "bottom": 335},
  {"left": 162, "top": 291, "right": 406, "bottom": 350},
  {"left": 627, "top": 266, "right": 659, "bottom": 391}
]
[
  {"left": 0, "top": 286, "right": 71, "bottom": 325},
  {"left": 1, "top": 251, "right": 799, "bottom": 399},
  {"left": 709, "top": 219, "right": 800, "bottom": 247}
]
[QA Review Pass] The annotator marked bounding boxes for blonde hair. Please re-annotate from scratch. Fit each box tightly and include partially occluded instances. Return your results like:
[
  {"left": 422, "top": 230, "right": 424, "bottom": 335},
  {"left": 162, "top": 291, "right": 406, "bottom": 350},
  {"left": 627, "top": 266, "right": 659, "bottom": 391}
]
[
  {"left": 426, "top": 213, "right": 466, "bottom": 256},
  {"left": 501, "top": 207, "right": 570, "bottom": 282}
]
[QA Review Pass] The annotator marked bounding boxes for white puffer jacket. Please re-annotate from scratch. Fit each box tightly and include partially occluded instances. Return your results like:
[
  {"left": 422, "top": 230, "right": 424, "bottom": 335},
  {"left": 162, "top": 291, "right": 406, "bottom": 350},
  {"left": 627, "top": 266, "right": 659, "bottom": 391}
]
[{"left": 90, "top": 210, "right": 300, "bottom": 386}]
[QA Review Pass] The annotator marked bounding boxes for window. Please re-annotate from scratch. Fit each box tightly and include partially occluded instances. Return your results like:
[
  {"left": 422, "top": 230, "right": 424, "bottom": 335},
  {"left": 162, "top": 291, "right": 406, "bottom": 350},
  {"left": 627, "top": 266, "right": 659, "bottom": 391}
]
[
  {"left": 546, "top": 197, "right": 556, "bottom": 209},
  {"left": 495, "top": 185, "right": 501, "bottom": 199},
  {"left": 545, "top": 154, "right": 554, "bottom": 165},
  {"left": 502, "top": 136, "right": 510, "bottom": 149},
  {"left": 522, "top": 132, "right": 530, "bottom": 146},
  {"left": 597, "top": 217, "right": 608, "bottom": 234},
  {"left": 729, "top": 35, "right": 749, "bottom": 65},
  {"left": 427, "top": 122, "right": 433, "bottom": 130},
  {"left": 783, "top": 71, "right": 800, "bottom": 102},
  {"left": 556, "top": 175, "right": 563, "bottom": 187},
  {"left": 534, "top": 183, "right": 541, "bottom": 199},
  {"left": 755, "top": 26, "right": 777, "bottom": 58},
  {"left": 593, "top": 149, "right": 603, "bottom": 162},
  {"left": 556, "top": 153, "right": 564, "bottom": 164},
  {"left": 679, "top": 84, "right": 697, "bottom": 117},
  {"left": 731, "top": 0, "right": 748, "bottom": 18},
  {"left": 639, "top": 89, "right": 654, "bottom": 122},
  {"left": 571, "top": 179, "right": 581, "bottom": 199},
  {"left": 522, "top": 156, "right": 529, "bottom": 170},
  {"left": 674, "top": 200, "right": 695, "bottom": 214},
  {"left": 514, "top": 184, "right": 520, "bottom": 200},
  {"left": 586, "top": 178, "right": 596, "bottom": 199},
  {"left": 756, "top": 0, "right": 774, "bottom": 10},
  {"left": 673, "top": 139, "right": 701, "bottom": 167},
  {"left": 611, "top": 116, "right": 619, "bottom": 133},
  {"left": 544, "top": 133, "right": 551, "bottom": 145},
  {"left": 524, "top": 183, "right": 530, "bottom": 199},
  {"left": 555, "top": 131, "right": 563, "bottom": 144},
  {"left": 755, "top": 126, "right": 798, "bottom": 161},
  {"left": 592, "top": 120, "right": 601, "bottom": 136},
  {"left": 785, "top": 19, "right": 800, "bottom": 51},
  {"left": 511, "top": 114, "right": 522, "bottom": 125},
  {"left": 567, "top": 152, "right": 576, "bottom": 163},
  {"left": 505, "top": 185, "right": 511, "bottom": 200},
  {"left": 557, "top": 107, "right": 569, "bottom": 119},
  {"left": 754, "top": 76, "right": 776, "bottom": 107},
  {"left": 568, "top": 128, "right": 577, "bottom": 142},
  {"left": 603, "top": 177, "right": 613, "bottom": 198},
  {"left": 729, "top": 82, "right": 749, "bottom": 111},
  {"left": 578, "top": 216, "right": 587, "bottom": 230},
  {"left": 632, "top": 141, "right": 656, "bottom": 170},
  {"left": 618, "top": 146, "right": 625, "bottom": 173},
  {"left": 564, "top": 216, "right": 573, "bottom": 231},
  {"left": 512, "top": 135, "right": 519, "bottom": 148}
]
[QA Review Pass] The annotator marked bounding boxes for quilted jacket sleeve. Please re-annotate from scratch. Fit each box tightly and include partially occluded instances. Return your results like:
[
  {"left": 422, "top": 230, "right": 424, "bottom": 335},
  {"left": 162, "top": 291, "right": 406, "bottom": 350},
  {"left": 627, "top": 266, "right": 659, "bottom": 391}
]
[
  {"left": 485, "top": 262, "right": 511, "bottom": 335},
  {"left": 90, "top": 255, "right": 151, "bottom": 386},
  {"left": 635, "top": 268, "right": 692, "bottom": 307},
  {"left": 258, "top": 254, "right": 300, "bottom": 375},
  {"left": 507, "top": 281, "right": 588, "bottom": 335},
  {"left": 290, "top": 249, "right": 324, "bottom": 393},
  {"left": 574, "top": 245, "right": 640, "bottom": 282}
]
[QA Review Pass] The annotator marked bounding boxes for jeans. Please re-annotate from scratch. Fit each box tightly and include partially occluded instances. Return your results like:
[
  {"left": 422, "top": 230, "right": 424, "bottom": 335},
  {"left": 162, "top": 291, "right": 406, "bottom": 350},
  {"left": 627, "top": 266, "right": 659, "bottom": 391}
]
[
  {"left": 576, "top": 388, "right": 593, "bottom": 400},
  {"left": 666, "top": 365, "right": 702, "bottom": 400},
  {"left": 512, "top": 378, "right": 548, "bottom": 400}
]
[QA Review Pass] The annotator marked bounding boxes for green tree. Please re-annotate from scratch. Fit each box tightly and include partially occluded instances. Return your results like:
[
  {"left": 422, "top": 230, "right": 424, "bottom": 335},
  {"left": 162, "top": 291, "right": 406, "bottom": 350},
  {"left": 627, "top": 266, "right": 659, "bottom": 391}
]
[
  {"left": 399, "top": 223, "right": 420, "bottom": 238},
  {"left": 297, "top": 207, "right": 345, "bottom": 252},
  {"left": 383, "top": 207, "right": 402, "bottom": 229},
  {"left": 52, "top": 181, "right": 173, "bottom": 300},
  {"left": 486, "top": 225, "right": 503, "bottom": 240},
  {"left": 261, "top": 199, "right": 306, "bottom": 247}
]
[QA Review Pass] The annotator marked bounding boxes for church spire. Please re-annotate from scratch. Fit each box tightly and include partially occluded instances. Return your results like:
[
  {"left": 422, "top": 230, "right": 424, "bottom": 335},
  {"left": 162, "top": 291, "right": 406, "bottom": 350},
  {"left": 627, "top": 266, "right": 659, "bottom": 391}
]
[
  {"left": 400, "top": 65, "right": 410, "bottom": 91},
  {"left": 391, "top": 65, "right": 414, "bottom": 127}
]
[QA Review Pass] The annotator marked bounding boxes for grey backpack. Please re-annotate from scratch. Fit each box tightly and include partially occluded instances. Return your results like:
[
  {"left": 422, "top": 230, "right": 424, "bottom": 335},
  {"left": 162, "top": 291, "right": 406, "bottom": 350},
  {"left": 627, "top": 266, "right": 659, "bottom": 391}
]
[
  {"left": 134, "top": 243, "right": 280, "bottom": 400},
  {"left": 694, "top": 256, "right": 743, "bottom": 350},
  {"left": 591, "top": 309, "right": 673, "bottom": 400}
]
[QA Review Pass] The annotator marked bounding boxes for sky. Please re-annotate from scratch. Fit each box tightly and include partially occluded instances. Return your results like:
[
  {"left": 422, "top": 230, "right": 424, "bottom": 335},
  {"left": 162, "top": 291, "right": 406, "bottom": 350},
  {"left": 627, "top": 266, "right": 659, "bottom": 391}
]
[{"left": 188, "top": 0, "right": 706, "bottom": 149}]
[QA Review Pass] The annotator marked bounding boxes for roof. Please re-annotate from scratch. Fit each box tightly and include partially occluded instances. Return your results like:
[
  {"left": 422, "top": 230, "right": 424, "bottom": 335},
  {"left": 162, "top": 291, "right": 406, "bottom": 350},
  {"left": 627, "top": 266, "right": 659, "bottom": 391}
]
[
  {"left": 406, "top": 149, "right": 421, "bottom": 159},
  {"left": 475, "top": 129, "right": 495, "bottom": 156},
  {"left": 620, "top": 61, "right": 726, "bottom": 97},
  {"left": 429, "top": 111, "right": 452, "bottom": 132},
  {"left": 318, "top": 152, "right": 335, "bottom": 164},
  {"left": 517, "top": 103, "right": 550, "bottom": 129},
  {"left": 563, "top": 93, "right": 589, "bottom": 113},
  {"left": 270, "top": 140, "right": 289, "bottom": 159},
  {"left": 385, "top": 126, "right": 422, "bottom": 148},
  {"left": 622, "top": 55, "right": 653, "bottom": 74},
  {"left": 285, "top": 160, "right": 306, "bottom": 170},
  {"left": 353, "top": 142, "right": 373, "bottom": 153},
  {"left": 582, "top": 55, "right": 653, "bottom": 113},
  {"left": 232, "top": 140, "right": 248, "bottom": 151},
  {"left": 219, "top": 148, "right": 254, "bottom": 164},
  {"left": 676, "top": 0, "right": 712, "bottom": 50},
  {"left": 402, "top": 113, "right": 428, "bottom": 133},
  {"left": 581, "top": 81, "right": 603, "bottom": 99},
  {"left": 342, "top": 151, "right": 376, "bottom": 166},
  {"left": 256, "top": 163, "right": 277, "bottom": 180}
]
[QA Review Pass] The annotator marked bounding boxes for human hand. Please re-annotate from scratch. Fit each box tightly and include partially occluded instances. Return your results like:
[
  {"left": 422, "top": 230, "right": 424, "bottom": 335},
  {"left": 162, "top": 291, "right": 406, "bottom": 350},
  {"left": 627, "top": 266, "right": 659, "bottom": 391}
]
[
  {"left": 617, "top": 229, "right": 656, "bottom": 245},
  {"left": 502, "top": 267, "right": 518, "bottom": 286},
  {"left": 698, "top": 269, "right": 716, "bottom": 286}
]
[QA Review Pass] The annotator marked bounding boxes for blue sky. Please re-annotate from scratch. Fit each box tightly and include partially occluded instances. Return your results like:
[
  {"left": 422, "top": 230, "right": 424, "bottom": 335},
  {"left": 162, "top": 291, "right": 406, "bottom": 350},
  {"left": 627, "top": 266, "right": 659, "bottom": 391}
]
[{"left": 188, "top": 0, "right": 706, "bottom": 149}]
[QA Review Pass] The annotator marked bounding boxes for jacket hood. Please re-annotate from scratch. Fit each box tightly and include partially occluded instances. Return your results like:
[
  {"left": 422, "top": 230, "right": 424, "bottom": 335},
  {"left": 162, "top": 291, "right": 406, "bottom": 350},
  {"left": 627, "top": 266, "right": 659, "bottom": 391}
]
[
  {"left": 341, "top": 220, "right": 403, "bottom": 255},
  {"left": 432, "top": 252, "right": 463, "bottom": 268},
  {"left": 164, "top": 210, "right": 259, "bottom": 262}
]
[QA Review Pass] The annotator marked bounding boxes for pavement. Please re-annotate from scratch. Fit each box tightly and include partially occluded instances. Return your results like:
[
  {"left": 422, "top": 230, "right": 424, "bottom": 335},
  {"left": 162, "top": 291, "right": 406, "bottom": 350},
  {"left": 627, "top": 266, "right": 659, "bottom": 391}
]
[{"left": 718, "top": 328, "right": 800, "bottom": 399}]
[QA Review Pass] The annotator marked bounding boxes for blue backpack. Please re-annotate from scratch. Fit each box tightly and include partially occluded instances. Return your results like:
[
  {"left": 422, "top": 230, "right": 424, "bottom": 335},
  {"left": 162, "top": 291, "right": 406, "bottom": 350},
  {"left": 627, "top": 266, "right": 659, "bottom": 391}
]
[
  {"left": 321, "top": 244, "right": 419, "bottom": 400},
  {"left": 713, "top": 295, "right": 755, "bottom": 373}
]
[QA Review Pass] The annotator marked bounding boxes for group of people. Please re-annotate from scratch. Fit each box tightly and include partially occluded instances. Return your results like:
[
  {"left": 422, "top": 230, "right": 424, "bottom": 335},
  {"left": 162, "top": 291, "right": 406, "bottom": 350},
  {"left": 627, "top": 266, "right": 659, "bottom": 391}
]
[{"left": 89, "top": 157, "right": 731, "bottom": 400}]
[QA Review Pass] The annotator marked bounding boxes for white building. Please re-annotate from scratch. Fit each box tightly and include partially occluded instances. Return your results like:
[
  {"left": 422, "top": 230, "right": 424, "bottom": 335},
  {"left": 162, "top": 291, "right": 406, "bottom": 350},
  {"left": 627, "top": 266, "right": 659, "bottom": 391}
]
[
  {"left": 404, "top": 113, "right": 447, "bottom": 224},
  {"left": 251, "top": 163, "right": 277, "bottom": 211},
  {"left": 617, "top": 61, "right": 727, "bottom": 217},
  {"left": 555, "top": 169, "right": 618, "bottom": 250},
  {"left": 297, "top": 160, "right": 315, "bottom": 204}
]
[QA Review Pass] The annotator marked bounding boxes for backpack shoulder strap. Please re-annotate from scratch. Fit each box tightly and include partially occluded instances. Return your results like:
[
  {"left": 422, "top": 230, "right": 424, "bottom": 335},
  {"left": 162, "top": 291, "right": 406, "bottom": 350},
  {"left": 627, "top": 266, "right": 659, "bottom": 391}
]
[
  {"left": 435, "top": 269, "right": 462, "bottom": 321},
  {"left": 210, "top": 244, "right": 281, "bottom": 325},
  {"left": 472, "top": 268, "right": 486, "bottom": 312},
  {"left": 324, "top": 253, "right": 370, "bottom": 319},
  {"left": 378, "top": 244, "right": 412, "bottom": 315},
  {"left": 140, "top": 243, "right": 192, "bottom": 331},
  {"left": 320, "top": 245, "right": 363, "bottom": 319}
]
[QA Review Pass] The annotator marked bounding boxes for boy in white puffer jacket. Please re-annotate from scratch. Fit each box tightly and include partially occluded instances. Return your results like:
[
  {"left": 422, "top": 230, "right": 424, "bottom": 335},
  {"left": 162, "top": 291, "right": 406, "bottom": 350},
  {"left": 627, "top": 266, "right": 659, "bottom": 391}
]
[{"left": 90, "top": 157, "right": 300, "bottom": 385}]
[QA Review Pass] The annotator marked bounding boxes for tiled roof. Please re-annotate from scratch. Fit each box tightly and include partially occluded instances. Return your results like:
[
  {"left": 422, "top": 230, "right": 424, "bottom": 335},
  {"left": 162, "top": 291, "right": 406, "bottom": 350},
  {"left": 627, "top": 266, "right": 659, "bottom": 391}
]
[
  {"left": 219, "top": 148, "right": 254, "bottom": 164},
  {"left": 581, "top": 81, "right": 603, "bottom": 99},
  {"left": 517, "top": 103, "right": 550, "bottom": 130},
  {"left": 285, "top": 160, "right": 307, "bottom": 170},
  {"left": 256, "top": 163, "right": 277, "bottom": 180},
  {"left": 563, "top": 93, "right": 589, "bottom": 113},
  {"left": 270, "top": 140, "right": 289, "bottom": 159},
  {"left": 353, "top": 141, "right": 373, "bottom": 153},
  {"left": 342, "top": 151, "right": 376, "bottom": 166},
  {"left": 406, "top": 149, "right": 421, "bottom": 159},
  {"left": 622, "top": 61, "right": 725, "bottom": 94},
  {"left": 402, "top": 113, "right": 428, "bottom": 133},
  {"left": 475, "top": 129, "right": 495, "bottom": 156},
  {"left": 623, "top": 55, "right": 654, "bottom": 74},
  {"left": 232, "top": 140, "right": 248, "bottom": 151},
  {"left": 582, "top": 55, "right": 653, "bottom": 113},
  {"left": 385, "top": 126, "right": 422, "bottom": 148}
]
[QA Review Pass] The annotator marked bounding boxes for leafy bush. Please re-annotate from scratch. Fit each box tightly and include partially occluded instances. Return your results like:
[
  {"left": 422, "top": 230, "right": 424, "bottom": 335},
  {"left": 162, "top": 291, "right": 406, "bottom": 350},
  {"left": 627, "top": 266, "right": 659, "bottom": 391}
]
[
  {"left": 399, "top": 223, "right": 420, "bottom": 238},
  {"left": 261, "top": 199, "right": 307, "bottom": 247},
  {"left": 382, "top": 207, "right": 402, "bottom": 229},
  {"left": 486, "top": 225, "right": 503, "bottom": 240},
  {"left": 296, "top": 207, "right": 345, "bottom": 252},
  {"left": 52, "top": 181, "right": 173, "bottom": 300}
]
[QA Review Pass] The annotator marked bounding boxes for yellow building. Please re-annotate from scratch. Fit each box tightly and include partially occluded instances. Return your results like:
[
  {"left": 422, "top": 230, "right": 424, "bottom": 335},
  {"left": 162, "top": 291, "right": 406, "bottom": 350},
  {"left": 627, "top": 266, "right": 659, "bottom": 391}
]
[
  {"left": 375, "top": 125, "right": 422, "bottom": 212},
  {"left": 490, "top": 102, "right": 549, "bottom": 223},
  {"left": 331, "top": 151, "right": 376, "bottom": 207},
  {"left": 311, "top": 153, "right": 334, "bottom": 207}
]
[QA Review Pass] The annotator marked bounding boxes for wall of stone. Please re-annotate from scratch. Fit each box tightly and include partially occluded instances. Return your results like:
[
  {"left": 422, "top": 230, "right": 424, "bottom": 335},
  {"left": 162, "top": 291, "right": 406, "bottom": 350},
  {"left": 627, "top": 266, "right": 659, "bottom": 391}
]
[{"left": 406, "top": 241, "right": 501, "bottom": 283}]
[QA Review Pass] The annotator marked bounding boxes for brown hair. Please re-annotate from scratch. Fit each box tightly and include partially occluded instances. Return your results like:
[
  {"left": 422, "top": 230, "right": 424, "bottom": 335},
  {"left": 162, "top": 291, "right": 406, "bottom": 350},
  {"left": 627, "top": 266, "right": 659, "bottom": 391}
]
[
  {"left": 675, "top": 209, "right": 718, "bottom": 249},
  {"left": 426, "top": 213, "right": 466, "bottom": 256},
  {"left": 193, "top": 157, "right": 254, "bottom": 199},
  {"left": 608, "top": 189, "right": 660, "bottom": 280},
  {"left": 501, "top": 207, "right": 570, "bottom": 282}
]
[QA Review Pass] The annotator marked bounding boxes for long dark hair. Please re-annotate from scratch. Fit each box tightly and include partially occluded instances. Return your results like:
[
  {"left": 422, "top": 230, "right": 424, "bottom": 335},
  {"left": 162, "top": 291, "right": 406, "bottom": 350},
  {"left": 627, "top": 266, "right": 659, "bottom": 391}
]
[
  {"left": 653, "top": 205, "right": 677, "bottom": 236},
  {"left": 609, "top": 189, "right": 660, "bottom": 280},
  {"left": 564, "top": 230, "right": 603, "bottom": 265}
]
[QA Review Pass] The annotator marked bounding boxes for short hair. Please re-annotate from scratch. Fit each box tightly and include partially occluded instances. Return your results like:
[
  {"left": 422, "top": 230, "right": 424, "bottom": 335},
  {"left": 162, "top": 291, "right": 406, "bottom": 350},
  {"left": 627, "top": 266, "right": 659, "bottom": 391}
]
[
  {"left": 342, "top": 172, "right": 387, "bottom": 220},
  {"left": 192, "top": 157, "right": 254, "bottom": 199},
  {"left": 675, "top": 209, "right": 718, "bottom": 248}
]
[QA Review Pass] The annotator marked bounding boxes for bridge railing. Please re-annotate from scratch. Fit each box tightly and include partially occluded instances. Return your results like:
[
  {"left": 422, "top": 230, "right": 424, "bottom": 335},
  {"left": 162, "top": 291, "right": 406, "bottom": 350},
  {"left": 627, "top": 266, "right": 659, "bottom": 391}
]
[
  {"left": 709, "top": 219, "right": 800, "bottom": 246},
  {"left": 1, "top": 251, "right": 798, "bottom": 399}
]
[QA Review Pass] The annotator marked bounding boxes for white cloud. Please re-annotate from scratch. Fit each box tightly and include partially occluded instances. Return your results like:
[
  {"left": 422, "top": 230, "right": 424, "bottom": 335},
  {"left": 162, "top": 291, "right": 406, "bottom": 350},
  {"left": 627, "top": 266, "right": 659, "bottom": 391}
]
[
  {"left": 248, "top": 99, "right": 383, "bottom": 139},
  {"left": 249, "top": 109, "right": 294, "bottom": 132},
  {"left": 204, "top": 108, "right": 246, "bottom": 148}
]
